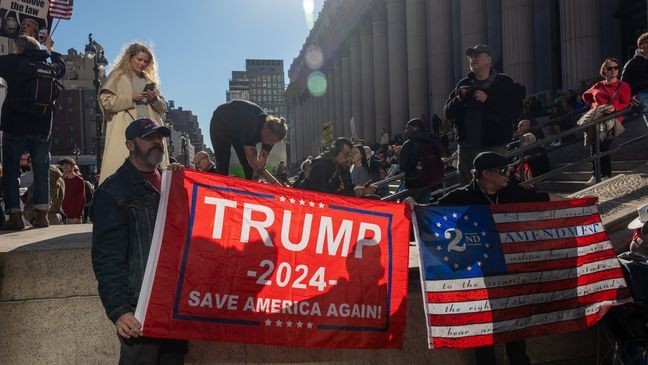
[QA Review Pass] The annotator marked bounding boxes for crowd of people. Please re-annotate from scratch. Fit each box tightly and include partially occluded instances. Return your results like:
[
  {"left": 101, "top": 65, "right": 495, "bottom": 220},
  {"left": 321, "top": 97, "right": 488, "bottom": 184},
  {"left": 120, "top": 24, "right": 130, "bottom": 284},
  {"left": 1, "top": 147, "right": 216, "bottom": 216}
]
[{"left": 0, "top": 28, "right": 647, "bottom": 364}]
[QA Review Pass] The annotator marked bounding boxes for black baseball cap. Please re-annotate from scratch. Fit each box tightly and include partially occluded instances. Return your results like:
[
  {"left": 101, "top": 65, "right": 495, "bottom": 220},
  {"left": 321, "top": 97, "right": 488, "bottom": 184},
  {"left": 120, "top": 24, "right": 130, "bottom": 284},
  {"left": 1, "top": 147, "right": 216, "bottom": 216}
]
[
  {"left": 406, "top": 118, "right": 425, "bottom": 130},
  {"left": 125, "top": 118, "right": 171, "bottom": 140},
  {"left": 473, "top": 152, "right": 509, "bottom": 172},
  {"left": 465, "top": 44, "right": 492, "bottom": 57}
]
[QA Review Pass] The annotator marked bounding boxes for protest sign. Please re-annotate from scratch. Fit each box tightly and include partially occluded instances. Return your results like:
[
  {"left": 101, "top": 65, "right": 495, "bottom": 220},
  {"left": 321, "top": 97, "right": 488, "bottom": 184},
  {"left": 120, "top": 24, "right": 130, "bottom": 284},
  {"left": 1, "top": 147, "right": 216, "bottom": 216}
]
[
  {"left": 136, "top": 169, "right": 411, "bottom": 348},
  {"left": 414, "top": 198, "right": 631, "bottom": 349}
]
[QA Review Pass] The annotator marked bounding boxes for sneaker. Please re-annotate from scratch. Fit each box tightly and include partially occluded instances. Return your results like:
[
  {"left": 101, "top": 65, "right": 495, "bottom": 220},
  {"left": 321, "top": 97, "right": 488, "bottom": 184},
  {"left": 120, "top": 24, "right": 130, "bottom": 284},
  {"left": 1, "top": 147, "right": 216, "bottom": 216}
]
[
  {"left": 601, "top": 176, "right": 610, "bottom": 182},
  {"left": 0, "top": 213, "right": 25, "bottom": 230},
  {"left": 550, "top": 139, "right": 562, "bottom": 147},
  {"left": 585, "top": 176, "right": 597, "bottom": 185},
  {"left": 32, "top": 211, "right": 50, "bottom": 228}
]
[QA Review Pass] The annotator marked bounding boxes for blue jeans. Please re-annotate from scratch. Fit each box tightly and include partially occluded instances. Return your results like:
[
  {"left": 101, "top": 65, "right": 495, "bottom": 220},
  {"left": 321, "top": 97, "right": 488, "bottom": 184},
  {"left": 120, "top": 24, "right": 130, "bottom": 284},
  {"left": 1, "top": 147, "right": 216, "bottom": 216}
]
[
  {"left": 1, "top": 133, "right": 51, "bottom": 214},
  {"left": 635, "top": 91, "right": 648, "bottom": 128}
]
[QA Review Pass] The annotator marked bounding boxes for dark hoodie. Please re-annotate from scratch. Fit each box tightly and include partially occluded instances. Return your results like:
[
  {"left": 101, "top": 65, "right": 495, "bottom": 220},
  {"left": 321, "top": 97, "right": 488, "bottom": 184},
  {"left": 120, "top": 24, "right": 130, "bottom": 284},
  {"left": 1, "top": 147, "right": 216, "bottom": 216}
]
[
  {"left": 399, "top": 130, "right": 442, "bottom": 189},
  {"left": 0, "top": 48, "right": 66, "bottom": 137}
]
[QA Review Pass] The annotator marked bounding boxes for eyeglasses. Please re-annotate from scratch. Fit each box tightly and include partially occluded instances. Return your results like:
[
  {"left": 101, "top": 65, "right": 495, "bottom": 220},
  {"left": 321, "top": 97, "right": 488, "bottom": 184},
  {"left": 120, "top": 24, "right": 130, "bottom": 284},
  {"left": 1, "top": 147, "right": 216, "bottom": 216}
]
[
  {"left": 606, "top": 66, "right": 619, "bottom": 71},
  {"left": 490, "top": 167, "right": 511, "bottom": 176}
]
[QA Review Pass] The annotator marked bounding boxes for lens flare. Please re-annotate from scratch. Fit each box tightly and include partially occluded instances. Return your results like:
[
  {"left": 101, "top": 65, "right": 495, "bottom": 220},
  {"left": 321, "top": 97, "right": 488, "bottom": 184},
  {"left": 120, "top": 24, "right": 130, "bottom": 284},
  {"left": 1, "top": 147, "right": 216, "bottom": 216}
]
[
  {"left": 305, "top": 45, "right": 324, "bottom": 70},
  {"left": 303, "top": 0, "right": 315, "bottom": 29},
  {"left": 307, "top": 71, "right": 327, "bottom": 97}
]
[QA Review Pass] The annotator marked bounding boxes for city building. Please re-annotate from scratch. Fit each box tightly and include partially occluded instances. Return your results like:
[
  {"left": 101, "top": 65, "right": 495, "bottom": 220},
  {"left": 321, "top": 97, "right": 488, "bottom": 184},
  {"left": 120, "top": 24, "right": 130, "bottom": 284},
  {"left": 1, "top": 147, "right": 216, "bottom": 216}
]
[
  {"left": 284, "top": 0, "right": 648, "bottom": 164},
  {"left": 166, "top": 101, "right": 206, "bottom": 153},
  {"left": 51, "top": 48, "right": 105, "bottom": 158},
  {"left": 227, "top": 59, "right": 286, "bottom": 117}
]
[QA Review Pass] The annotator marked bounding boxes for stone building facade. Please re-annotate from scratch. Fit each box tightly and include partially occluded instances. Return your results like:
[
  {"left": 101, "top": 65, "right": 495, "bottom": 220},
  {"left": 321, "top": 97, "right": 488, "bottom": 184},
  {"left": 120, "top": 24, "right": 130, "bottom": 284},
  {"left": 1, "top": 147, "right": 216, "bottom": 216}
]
[{"left": 285, "top": 0, "right": 647, "bottom": 164}]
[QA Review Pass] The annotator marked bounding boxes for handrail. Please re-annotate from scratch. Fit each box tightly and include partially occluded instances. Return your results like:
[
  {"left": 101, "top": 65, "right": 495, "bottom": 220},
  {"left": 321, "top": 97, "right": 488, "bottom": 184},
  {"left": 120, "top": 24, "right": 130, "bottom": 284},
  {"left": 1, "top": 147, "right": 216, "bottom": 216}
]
[{"left": 377, "top": 105, "right": 646, "bottom": 201}]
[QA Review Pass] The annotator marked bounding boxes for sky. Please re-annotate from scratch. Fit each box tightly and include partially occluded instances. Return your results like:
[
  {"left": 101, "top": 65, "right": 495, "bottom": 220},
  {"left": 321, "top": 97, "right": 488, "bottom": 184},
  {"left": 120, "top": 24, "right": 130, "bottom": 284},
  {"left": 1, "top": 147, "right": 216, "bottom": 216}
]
[{"left": 52, "top": 0, "right": 325, "bottom": 150}]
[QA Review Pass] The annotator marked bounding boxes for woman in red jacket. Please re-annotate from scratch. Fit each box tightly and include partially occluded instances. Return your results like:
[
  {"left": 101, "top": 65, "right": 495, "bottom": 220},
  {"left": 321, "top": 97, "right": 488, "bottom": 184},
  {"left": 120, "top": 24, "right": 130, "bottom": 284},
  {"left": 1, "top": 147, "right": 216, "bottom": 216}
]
[{"left": 582, "top": 58, "right": 631, "bottom": 184}]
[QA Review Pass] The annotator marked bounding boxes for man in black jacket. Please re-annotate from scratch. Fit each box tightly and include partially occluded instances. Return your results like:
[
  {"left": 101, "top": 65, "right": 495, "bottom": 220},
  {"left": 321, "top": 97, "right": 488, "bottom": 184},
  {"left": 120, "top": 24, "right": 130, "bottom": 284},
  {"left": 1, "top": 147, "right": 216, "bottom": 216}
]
[
  {"left": 399, "top": 118, "right": 444, "bottom": 203},
  {"left": 621, "top": 32, "right": 648, "bottom": 127},
  {"left": 0, "top": 35, "right": 65, "bottom": 230},
  {"left": 92, "top": 118, "right": 187, "bottom": 364},
  {"left": 444, "top": 44, "right": 523, "bottom": 185}
]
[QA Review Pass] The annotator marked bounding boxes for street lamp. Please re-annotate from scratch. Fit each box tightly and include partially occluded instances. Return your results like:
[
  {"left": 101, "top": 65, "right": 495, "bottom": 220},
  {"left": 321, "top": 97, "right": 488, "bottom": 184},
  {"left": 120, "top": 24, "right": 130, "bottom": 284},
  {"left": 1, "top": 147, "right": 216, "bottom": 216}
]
[{"left": 85, "top": 33, "right": 109, "bottom": 172}]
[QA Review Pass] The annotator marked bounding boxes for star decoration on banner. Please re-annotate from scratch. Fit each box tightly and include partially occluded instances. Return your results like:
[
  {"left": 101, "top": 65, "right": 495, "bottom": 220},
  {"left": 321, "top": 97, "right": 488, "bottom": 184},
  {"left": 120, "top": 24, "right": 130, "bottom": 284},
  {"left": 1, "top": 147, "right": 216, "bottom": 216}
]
[
  {"left": 425, "top": 206, "right": 505, "bottom": 274},
  {"left": 263, "top": 318, "right": 315, "bottom": 330},
  {"left": 277, "top": 195, "right": 327, "bottom": 210}
]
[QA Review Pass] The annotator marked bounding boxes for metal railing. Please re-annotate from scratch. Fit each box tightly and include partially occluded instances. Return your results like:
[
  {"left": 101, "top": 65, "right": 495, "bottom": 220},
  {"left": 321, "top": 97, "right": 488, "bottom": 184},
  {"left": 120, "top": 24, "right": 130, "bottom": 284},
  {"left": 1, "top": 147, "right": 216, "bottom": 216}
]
[{"left": 375, "top": 105, "right": 648, "bottom": 202}]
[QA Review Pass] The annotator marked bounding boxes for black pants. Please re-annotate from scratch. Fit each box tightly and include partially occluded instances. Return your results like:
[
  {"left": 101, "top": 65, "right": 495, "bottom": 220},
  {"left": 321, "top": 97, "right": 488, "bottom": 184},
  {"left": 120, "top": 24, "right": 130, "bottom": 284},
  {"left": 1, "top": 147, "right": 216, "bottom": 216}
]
[
  {"left": 210, "top": 113, "right": 254, "bottom": 180},
  {"left": 474, "top": 340, "right": 530, "bottom": 365},
  {"left": 590, "top": 139, "right": 612, "bottom": 178},
  {"left": 118, "top": 336, "right": 187, "bottom": 365}
]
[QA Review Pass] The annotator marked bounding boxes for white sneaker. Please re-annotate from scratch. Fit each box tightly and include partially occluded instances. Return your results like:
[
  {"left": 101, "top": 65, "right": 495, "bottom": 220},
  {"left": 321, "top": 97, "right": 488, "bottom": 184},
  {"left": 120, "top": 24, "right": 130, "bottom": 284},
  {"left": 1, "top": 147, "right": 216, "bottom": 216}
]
[{"left": 585, "top": 176, "right": 597, "bottom": 185}]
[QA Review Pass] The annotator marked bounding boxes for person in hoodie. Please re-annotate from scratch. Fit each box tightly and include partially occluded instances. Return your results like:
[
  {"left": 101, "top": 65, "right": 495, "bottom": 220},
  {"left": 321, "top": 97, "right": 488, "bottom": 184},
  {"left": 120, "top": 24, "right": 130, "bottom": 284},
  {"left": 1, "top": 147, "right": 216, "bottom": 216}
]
[
  {"left": 398, "top": 118, "right": 444, "bottom": 203},
  {"left": 0, "top": 35, "right": 65, "bottom": 230},
  {"left": 621, "top": 32, "right": 648, "bottom": 127}
]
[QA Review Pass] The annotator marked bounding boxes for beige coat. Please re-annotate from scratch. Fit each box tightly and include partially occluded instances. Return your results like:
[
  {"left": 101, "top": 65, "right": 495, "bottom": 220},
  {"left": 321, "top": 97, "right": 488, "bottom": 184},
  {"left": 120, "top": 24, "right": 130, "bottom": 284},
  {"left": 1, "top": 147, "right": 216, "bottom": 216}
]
[{"left": 98, "top": 70, "right": 168, "bottom": 185}]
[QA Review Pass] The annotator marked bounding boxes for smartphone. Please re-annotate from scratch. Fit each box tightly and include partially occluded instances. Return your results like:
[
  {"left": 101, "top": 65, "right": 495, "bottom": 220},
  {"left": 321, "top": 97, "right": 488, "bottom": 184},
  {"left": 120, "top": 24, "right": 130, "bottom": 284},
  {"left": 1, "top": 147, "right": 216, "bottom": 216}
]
[{"left": 143, "top": 83, "right": 155, "bottom": 92}]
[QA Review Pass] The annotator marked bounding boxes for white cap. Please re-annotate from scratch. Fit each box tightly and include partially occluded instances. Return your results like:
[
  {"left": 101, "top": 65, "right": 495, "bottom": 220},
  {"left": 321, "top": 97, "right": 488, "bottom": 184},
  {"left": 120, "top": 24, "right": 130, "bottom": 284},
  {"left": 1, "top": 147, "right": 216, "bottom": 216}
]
[{"left": 628, "top": 203, "right": 648, "bottom": 230}]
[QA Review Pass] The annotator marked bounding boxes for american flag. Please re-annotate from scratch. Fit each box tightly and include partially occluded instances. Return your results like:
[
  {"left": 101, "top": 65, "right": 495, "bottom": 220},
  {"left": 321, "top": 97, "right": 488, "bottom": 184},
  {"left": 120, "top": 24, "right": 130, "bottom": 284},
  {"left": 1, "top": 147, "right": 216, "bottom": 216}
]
[
  {"left": 414, "top": 197, "right": 631, "bottom": 349},
  {"left": 48, "top": 0, "right": 74, "bottom": 20}
]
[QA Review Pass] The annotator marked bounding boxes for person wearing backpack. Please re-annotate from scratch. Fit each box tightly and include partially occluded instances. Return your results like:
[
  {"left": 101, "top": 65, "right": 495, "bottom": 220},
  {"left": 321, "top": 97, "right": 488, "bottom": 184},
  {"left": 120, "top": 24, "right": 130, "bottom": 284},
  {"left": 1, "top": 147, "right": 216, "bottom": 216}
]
[
  {"left": 0, "top": 35, "right": 65, "bottom": 230},
  {"left": 398, "top": 118, "right": 444, "bottom": 203}
]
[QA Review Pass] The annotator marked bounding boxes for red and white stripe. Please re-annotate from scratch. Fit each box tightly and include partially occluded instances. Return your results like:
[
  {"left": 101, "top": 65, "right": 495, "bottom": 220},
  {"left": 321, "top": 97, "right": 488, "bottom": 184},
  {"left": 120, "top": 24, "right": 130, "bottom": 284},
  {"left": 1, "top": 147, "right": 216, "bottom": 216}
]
[
  {"left": 48, "top": 0, "right": 73, "bottom": 20},
  {"left": 421, "top": 198, "right": 631, "bottom": 349}
]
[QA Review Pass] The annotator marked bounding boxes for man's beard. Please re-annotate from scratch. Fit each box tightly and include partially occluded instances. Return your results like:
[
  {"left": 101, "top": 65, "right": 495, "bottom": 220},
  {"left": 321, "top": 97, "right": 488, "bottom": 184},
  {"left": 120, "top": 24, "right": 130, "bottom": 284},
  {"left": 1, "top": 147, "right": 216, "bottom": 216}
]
[{"left": 134, "top": 141, "right": 164, "bottom": 167}]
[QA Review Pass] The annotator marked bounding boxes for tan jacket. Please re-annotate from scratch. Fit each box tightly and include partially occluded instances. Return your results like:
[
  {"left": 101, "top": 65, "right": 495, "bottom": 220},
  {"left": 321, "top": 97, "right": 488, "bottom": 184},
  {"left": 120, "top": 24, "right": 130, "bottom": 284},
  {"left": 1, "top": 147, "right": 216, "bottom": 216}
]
[{"left": 98, "top": 70, "right": 168, "bottom": 185}]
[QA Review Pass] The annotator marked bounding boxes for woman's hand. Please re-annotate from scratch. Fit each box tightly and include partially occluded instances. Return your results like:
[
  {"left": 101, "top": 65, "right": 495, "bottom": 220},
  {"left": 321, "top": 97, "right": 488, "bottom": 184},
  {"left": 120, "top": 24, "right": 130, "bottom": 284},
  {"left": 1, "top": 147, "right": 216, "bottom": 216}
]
[
  {"left": 604, "top": 105, "right": 615, "bottom": 113},
  {"left": 144, "top": 90, "right": 158, "bottom": 102},
  {"left": 132, "top": 92, "right": 147, "bottom": 102}
]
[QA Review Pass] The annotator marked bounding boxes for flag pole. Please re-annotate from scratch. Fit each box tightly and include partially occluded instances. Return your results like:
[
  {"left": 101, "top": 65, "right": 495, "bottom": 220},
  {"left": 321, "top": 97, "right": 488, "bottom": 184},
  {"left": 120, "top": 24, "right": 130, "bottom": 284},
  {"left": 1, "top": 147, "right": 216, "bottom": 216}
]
[{"left": 50, "top": 19, "right": 61, "bottom": 36}]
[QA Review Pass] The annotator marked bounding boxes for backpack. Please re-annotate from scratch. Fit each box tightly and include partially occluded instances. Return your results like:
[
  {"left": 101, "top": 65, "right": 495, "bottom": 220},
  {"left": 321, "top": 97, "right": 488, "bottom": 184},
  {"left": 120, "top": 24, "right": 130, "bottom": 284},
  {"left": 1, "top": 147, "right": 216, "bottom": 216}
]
[
  {"left": 8, "top": 57, "right": 63, "bottom": 118},
  {"left": 406, "top": 140, "right": 444, "bottom": 187}
]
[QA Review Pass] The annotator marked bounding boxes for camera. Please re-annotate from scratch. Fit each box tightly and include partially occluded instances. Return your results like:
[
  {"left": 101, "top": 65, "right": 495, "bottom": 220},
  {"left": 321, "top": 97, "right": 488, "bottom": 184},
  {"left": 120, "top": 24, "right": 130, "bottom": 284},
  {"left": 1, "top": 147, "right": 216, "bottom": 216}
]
[{"left": 143, "top": 83, "right": 155, "bottom": 92}]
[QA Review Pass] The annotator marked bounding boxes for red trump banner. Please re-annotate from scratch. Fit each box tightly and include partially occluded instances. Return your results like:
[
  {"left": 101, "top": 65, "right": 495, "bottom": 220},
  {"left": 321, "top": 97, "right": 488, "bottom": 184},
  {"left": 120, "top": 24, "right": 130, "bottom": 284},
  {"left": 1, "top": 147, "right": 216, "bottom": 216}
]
[
  {"left": 414, "top": 198, "right": 631, "bottom": 349},
  {"left": 135, "top": 169, "right": 411, "bottom": 348}
]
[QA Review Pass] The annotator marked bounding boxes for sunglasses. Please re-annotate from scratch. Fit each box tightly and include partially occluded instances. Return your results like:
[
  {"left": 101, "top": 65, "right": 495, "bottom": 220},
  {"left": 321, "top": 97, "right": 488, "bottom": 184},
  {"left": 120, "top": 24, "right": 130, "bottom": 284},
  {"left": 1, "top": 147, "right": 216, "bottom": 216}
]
[
  {"left": 490, "top": 167, "right": 511, "bottom": 176},
  {"left": 606, "top": 66, "right": 619, "bottom": 71}
]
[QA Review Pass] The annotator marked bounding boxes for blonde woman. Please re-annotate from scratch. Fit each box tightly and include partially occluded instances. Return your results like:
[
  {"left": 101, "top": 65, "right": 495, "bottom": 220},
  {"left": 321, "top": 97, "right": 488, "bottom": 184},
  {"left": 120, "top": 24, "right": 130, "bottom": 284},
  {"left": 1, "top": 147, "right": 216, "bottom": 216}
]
[{"left": 99, "top": 43, "right": 168, "bottom": 185}]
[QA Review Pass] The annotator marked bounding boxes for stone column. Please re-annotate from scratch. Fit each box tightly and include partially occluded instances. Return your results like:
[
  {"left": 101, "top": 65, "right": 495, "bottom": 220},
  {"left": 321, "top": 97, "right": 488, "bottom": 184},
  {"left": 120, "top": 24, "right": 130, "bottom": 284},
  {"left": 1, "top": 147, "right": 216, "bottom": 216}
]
[
  {"left": 406, "top": 0, "right": 429, "bottom": 119},
  {"left": 387, "top": 0, "right": 409, "bottom": 134},
  {"left": 559, "top": 0, "right": 601, "bottom": 90},
  {"left": 334, "top": 57, "right": 344, "bottom": 138},
  {"left": 372, "top": 1, "right": 391, "bottom": 140},
  {"left": 501, "top": 0, "right": 535, "bottom": 92},
  {"left": 296, "top": 98, "right": 304, "bottom": 159},
  {"left": 360, "top": 20, "right": 376, "bottom": 143},
  {"left": 341, "top": 48, "right": 353, "bottom": 138},
  {"left": 459, "top": 0, "right": 487, "bottom": 73},
  {"left": 428, "top": 0, "right": 454, "bottom": 116},
  {"left": 350, "top": 33, "right": 363, "bottom": 140},
  {"left": 327, "top": 68, "right": 337, "bottom": 136}
]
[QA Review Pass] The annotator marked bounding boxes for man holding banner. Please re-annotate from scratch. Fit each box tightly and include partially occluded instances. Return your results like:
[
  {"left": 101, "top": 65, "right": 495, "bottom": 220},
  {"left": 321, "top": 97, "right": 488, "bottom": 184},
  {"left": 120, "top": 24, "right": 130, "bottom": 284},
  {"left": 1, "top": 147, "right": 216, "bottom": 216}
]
[
  {"left": 435, "top": 152, "right": 563, "bottom": 364},
  {"left": 91, "top": 118, "right": 186, "bottom": 364},
  {"left": 413, "top": 152, "right": 631, "bottom": 364}
]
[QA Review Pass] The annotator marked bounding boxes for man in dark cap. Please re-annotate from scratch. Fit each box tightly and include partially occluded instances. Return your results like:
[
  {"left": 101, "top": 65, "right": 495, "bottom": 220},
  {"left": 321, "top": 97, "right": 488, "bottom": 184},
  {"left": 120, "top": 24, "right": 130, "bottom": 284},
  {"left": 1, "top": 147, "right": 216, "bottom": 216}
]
[
  {"left": 444, "top": 44, "right": 525, "bottom": 185},
  {"left": 92, "top": 117, "right": 187, "bottom": 364},
  {"left": 437, "top": 151, "right": 563, "bottom": 206},
  {"left": 435, "top": 151, "right": 563, "bottom": 365}
]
